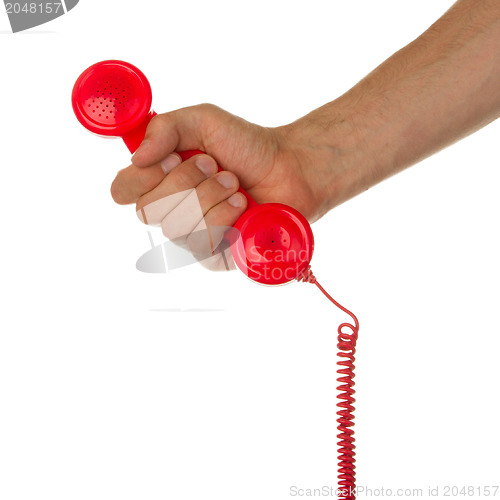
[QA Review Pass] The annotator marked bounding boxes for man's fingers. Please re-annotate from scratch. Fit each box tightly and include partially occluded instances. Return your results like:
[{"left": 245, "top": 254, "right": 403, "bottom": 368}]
[
  {"left": 193, "top": 171, "right": 241, "bottom": 217},
  {"left": 110, "top": 154, "right": 181, "bottom": 205},
  {"left": 159, "top": 170, "right": 241, "bottom": 242},
  {"left": 136, "top": 154, "right": 218, "bottom": 226},
  {"left": 185, "top": 193, "right": 247, "bottom": 258}
]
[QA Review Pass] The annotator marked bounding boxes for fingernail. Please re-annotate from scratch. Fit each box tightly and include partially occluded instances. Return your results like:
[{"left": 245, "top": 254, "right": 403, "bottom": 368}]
[
  {"left": 228, "top": 193, "right": 243, "bottom": 207},
  {"left": 131, "top": 140, "right": 151, "bottom": 163},
  {"left": 160, "top": 153, "right": 181, "bottom": 174},
  {"left": 195, "top": 155, "right": 217, "bottom": 177},
  {"left": 216, "top": 171, "right": 236, "bottom": 189}
]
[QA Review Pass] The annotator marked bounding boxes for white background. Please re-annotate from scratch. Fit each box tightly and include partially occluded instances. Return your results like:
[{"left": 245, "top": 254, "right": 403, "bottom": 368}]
[{"left": 1, "top": 1, "right": 499, "bottom": 499}]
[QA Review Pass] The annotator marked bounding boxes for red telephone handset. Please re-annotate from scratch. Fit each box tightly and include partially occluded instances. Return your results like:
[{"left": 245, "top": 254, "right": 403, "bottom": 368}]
[
  {"left": 72, "top": 60, "right": 359, "bottom": 499},
  {"left": 71, "top": 60, "right": 313, "bottom": 285}
]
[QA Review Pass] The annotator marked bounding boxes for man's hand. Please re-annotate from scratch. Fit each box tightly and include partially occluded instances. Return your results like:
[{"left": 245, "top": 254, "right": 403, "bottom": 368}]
[{"left": 110, "top": 104, "right": 339, "bottom": 269}]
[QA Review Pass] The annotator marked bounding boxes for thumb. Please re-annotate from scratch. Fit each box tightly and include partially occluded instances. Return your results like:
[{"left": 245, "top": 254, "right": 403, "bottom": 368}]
[{"left": 131, "top": 104, "right": 212, "bottom": 168}]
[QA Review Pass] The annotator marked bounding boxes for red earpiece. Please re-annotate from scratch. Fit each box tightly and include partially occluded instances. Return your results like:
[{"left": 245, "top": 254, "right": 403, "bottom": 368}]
[
  {"left": 72, "top": 60, "right": 314, "bottom": 285},
  {"left": 72, "top": 60, "right": 154, "bottom": 151}
]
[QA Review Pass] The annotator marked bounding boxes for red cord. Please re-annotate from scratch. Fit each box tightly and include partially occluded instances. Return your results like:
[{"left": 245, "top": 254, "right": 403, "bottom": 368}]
[{"left": 298, "top": 267, "right": 359, "bottom": 500}]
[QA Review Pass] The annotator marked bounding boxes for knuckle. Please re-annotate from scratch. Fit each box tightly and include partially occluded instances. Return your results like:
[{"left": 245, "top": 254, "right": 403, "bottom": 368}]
[
  {"left": 155, "top": 112, "right": 173, "bottom": 126},
  {"left": 146, "top": 112, "right": 173, "bottom": 136},
  {"left": 110, "top": 180, "right": 126, "bottom": 205},
  {"left": 196, "top": 102, "right": 221, "bottom": 117},
  {"left": 198, "top": 102, "right": 216, "bottom": 111}
]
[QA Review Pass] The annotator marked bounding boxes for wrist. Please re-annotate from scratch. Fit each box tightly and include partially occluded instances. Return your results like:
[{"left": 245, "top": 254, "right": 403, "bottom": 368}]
[{"left": 278, "top": 97, "right": 380, "bottom": 218}]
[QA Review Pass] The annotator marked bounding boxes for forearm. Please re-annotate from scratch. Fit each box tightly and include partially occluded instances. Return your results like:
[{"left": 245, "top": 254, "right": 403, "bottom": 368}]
[{"left": 288, "top": 0, "right": 500, "bottom": 212}]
